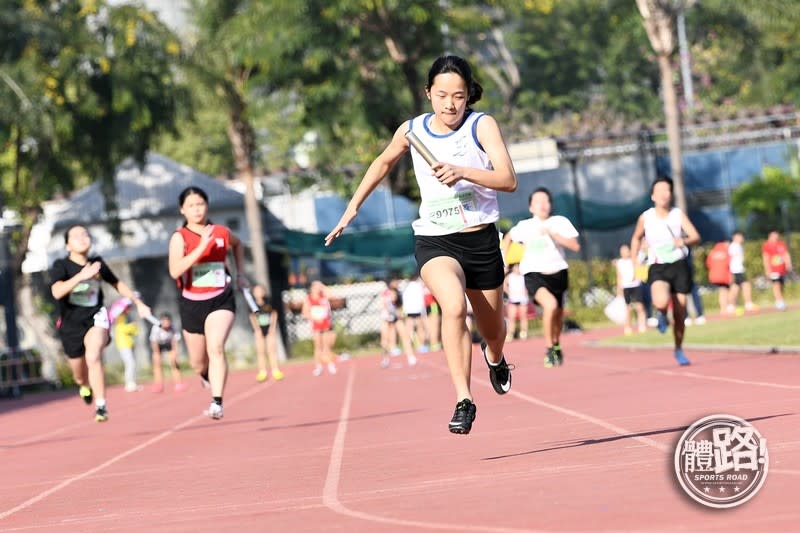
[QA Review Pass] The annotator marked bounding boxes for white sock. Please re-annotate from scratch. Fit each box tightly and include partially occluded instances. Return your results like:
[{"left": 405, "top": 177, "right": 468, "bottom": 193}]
[{"left": 96, "top": 398, "right": 106, "bottom": 408}]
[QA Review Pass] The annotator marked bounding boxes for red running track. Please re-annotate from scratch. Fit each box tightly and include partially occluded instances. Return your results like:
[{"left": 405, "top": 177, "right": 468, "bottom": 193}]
[{"left": 1, "top": 329, "right": 799, "bottom": 532}]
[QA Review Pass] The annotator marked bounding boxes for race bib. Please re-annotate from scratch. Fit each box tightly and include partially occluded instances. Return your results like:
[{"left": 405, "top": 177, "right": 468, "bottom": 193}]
[
  {"left": 69, "top": 280, "right": 100, "bottom": 307},
  {"left": 527, "top": 235, "right": 552, "bottom": 253},
  {"left": 310, "top": 305, "right": 327, "bottom": 321},
  {"left": 192, "top": 261, "right": 226, "bottom": 288},
  {"left": 655, "top": 243, "right": 684, "bottom": 264},
  {"left": 257, "top": 313, "right": 271, "bottom": 327},
  {"left": 427, "top": 191, "right": 476, "bottom": 231},
  {"left": 771, "top": 256, "right": 784, "bottom": 266}
]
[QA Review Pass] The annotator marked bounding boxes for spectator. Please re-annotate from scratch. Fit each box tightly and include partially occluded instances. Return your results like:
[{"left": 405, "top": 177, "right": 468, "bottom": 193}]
[
  {"left": 615, "top": 244, "right": 647, "bottom": 335},
  {"left": 706, "top": 239, "right": 732, "bottom": 314},
  {"left": 728, "top": 231, "right": 757, "bottom": 313}
]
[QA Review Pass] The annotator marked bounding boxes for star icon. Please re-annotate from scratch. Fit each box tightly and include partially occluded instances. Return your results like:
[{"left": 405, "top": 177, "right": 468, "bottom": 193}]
[
  {"left": 734, "top": 487, "right": 741, "bottom": 492},
  {"left": 704, "top": 487, "right": 711, "bottom": 493},
  {"left": 719, "top": 487, "right": 726, "bottom": 493}
]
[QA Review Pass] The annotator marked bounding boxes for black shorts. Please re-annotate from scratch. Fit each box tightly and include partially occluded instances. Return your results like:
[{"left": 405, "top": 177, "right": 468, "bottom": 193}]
[
  {"left": 623, "top": 286, "right": 643, "bottom": 305},
  {"left": 524, "top": 270, "right": 569, "bottom": 308},
  {"left": 157, "top": 342, "right": 172, "bottom": 353},
  {"left": 415, "top": 224, "right": 505, "bottom": 290},
  {"left": 179, "top": 286, "right": 236, "bottom": 334},
  {"left": 712, "top": 282, "right": 730, "bottom": 289},
  {"left": 59, "top": 307, "right": 111, "bottom": 358},
  {"left": 648, "top": 259, "right": 692, "bottom": 294},
  {"left": 732, "top": 273, "right": 747, "bottom": 285}
]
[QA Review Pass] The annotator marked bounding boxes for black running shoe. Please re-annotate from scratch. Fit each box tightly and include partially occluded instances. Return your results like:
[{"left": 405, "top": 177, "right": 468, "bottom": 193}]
[
  {"left": 94, "top": 405, "right": 108, "bottom": 422},
  {"left": 552, "top": 344, "right": 564, "bottom": 366},
  {"left": 544, "top": 347, "right": 557, "bottom": 368},
  {"left": 448, "top": 399, "right": 477, "bottom": 434},
  {"left": 481, "top": 341, "right": 513, "bottom": 394}
]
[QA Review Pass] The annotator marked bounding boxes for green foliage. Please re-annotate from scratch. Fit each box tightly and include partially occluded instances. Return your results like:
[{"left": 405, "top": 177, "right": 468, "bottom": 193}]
[
  {"left": 731, "top": 163, "right": 800, "bottom": 237},
  {"left": 1, "top": 0, "right": 185, "bottom": 255}
]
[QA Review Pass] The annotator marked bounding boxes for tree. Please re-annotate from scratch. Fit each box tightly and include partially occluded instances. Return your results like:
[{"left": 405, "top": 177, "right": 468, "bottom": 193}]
[
  {"left": 1, "top": 0, "right": 185, "bottom": 354},
  {"left": 636, "top": 0, "right": 687, "bottom": 212}
]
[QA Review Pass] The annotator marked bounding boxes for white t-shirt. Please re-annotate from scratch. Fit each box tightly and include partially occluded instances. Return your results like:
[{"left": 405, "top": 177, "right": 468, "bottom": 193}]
[
  {"left": 616, "top": 258, "right": 641, "bottom": 289},
  {"left": 728, "top": 241, "right": 745, "bottom": 274},
  {"left": 150, "top": 325, "right": 180, "bottom": 346},
  {"left": 401, "top": 280, "right": 426, "bottom": 315},
  {"left": 509, "top": 216, "right": 578, "bottom": 274},
  {"left": 643, "top": 207, "right": 686, "bottom": 265}
]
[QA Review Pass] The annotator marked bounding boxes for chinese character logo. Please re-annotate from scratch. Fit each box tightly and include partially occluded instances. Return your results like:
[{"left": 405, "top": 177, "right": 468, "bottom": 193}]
[{"left": 674, "top": 414, "right": 768, "bottom": 508}]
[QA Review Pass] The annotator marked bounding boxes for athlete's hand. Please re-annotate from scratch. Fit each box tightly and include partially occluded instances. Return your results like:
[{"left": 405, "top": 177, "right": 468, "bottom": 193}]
[
  {"left": 236, "top": 273, "right": 250, "bottom": 290},
  {"left": 135, "top": 301, "right": 152, "bottom": 321},
  {"left": 325, "top": 210, "right": 357, "bottom": 247},
  {"left": 198, "top": 224, "right": 215, "bottom": 250},
  {"left": 77, "top": 261, "right": 101, "bottom": 281},
  {"left": 432, "top": 162, "right": 463, "bottom": 186}
]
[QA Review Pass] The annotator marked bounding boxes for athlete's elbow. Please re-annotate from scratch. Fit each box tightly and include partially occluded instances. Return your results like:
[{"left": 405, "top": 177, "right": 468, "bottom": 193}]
[{"left": 499, "top": 176, "right": 518, "bottom": 192}]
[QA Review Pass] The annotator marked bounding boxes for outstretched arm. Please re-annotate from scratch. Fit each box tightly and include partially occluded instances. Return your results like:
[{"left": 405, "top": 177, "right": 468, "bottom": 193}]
[{"left": 325, "top": 123, "right": 411, "bottom": 246}]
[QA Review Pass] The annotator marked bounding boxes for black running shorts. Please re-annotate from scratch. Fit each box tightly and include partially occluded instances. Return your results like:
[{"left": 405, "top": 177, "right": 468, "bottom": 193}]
[
  {"left": 415, "top": 224, "right": 505, "bottom": 290},
  {"left": 179, "top": 286, "right": 236, "bottom": 334},
  {"left": 524, "top": 270, "right": 569, "bottom": 308},
  {"left": 623, "top": 286, "right": 644, "bottom": 305},
  {"left": 647, "top": 259, "right": 692, "bottom": 294}
]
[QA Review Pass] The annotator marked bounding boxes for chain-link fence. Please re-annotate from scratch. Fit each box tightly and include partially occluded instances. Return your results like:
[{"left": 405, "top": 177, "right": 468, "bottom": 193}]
[{"left": 281, "top": 281, "right": 386, "bottom": 342}]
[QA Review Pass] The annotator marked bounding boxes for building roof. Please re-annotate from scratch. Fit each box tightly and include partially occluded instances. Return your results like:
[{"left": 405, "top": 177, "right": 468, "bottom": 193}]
[{"left": 48, "top": 153, "right": 245, "bottom": 230}]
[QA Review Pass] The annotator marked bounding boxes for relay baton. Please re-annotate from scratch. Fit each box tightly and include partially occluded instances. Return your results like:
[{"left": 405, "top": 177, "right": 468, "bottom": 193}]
[
  {"left": 242, "top": 287, "right": 260, "bottom": 314},
  {"left": 405, "top": 130, "right": 438, "bottom": 167}
]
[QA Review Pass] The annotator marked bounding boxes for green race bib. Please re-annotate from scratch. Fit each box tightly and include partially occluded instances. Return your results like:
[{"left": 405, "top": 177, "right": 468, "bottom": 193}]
[
  {"left": 192, "top": 261, "right": 226, "bottom": 288},
  {"left": 426, "top": 191, "right": 477, "bottom": 231},
  {"left": 68, "top": 281, "right": 100, "bottom": 307},
  {"left": 655, "top": 243, "right": 684, "bottom": 263}
]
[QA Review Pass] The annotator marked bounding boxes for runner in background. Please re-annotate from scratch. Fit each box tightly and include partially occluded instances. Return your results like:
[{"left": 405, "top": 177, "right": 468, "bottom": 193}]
[
  {"left": 706, "top": 239, "right": 732, "bottom": 314},
  {"left": 630, "top": 177, "right": 701, "bottom": 366},
  {"left": 503, "top": 187, "right": 580, "bottom": 368},
  {"left": 50, "top": 224, "right": 152, "bottom": 422},
  {"left": 302, "top": 280, "right": 338, "bottom": 376},
  {"left": 168, "top": 186, "right": 247, "bottom": 420},
  {"left": 762, "top": 230, "right": 791, "bottom": 311}
]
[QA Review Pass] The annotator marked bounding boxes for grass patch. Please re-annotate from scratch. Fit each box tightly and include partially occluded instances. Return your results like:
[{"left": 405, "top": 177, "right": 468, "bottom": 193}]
[{"left": 600, "top": 309, "right": 800, "bottom": 348}]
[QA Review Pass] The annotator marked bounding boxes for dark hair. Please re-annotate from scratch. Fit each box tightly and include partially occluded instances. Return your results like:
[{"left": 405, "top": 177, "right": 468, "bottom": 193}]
[
  {"left": 160, "top": 312, "right": 172, "bottom": 320},
  {"left": 651, "top": 176, "right": 673, "bottom": 195},
  {"left": 178, "top": 186, "right": 211, "bottom": 226},
  {"left": 528, "top": 187, "right": 552, "bottom": 205},
  {"left": 64, "top": 225, "right": 87, "bottom": 244},
  {"left": 178, "top": 186, "right": 208, "bottom": 207},
  {"left": 732, "top": 230, "right": 744, "bottom": 238},
  {"left": 426, "top": 55, "right": 483, "bottom": 106}
]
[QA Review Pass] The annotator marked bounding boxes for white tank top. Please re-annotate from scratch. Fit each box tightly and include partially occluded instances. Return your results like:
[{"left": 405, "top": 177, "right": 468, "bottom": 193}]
[
  {"left": 643, "top": 207, "right": 687, "bottom": 265},
  {"left": 407, "top": 111, "right": 499, "bottom": 236}
]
